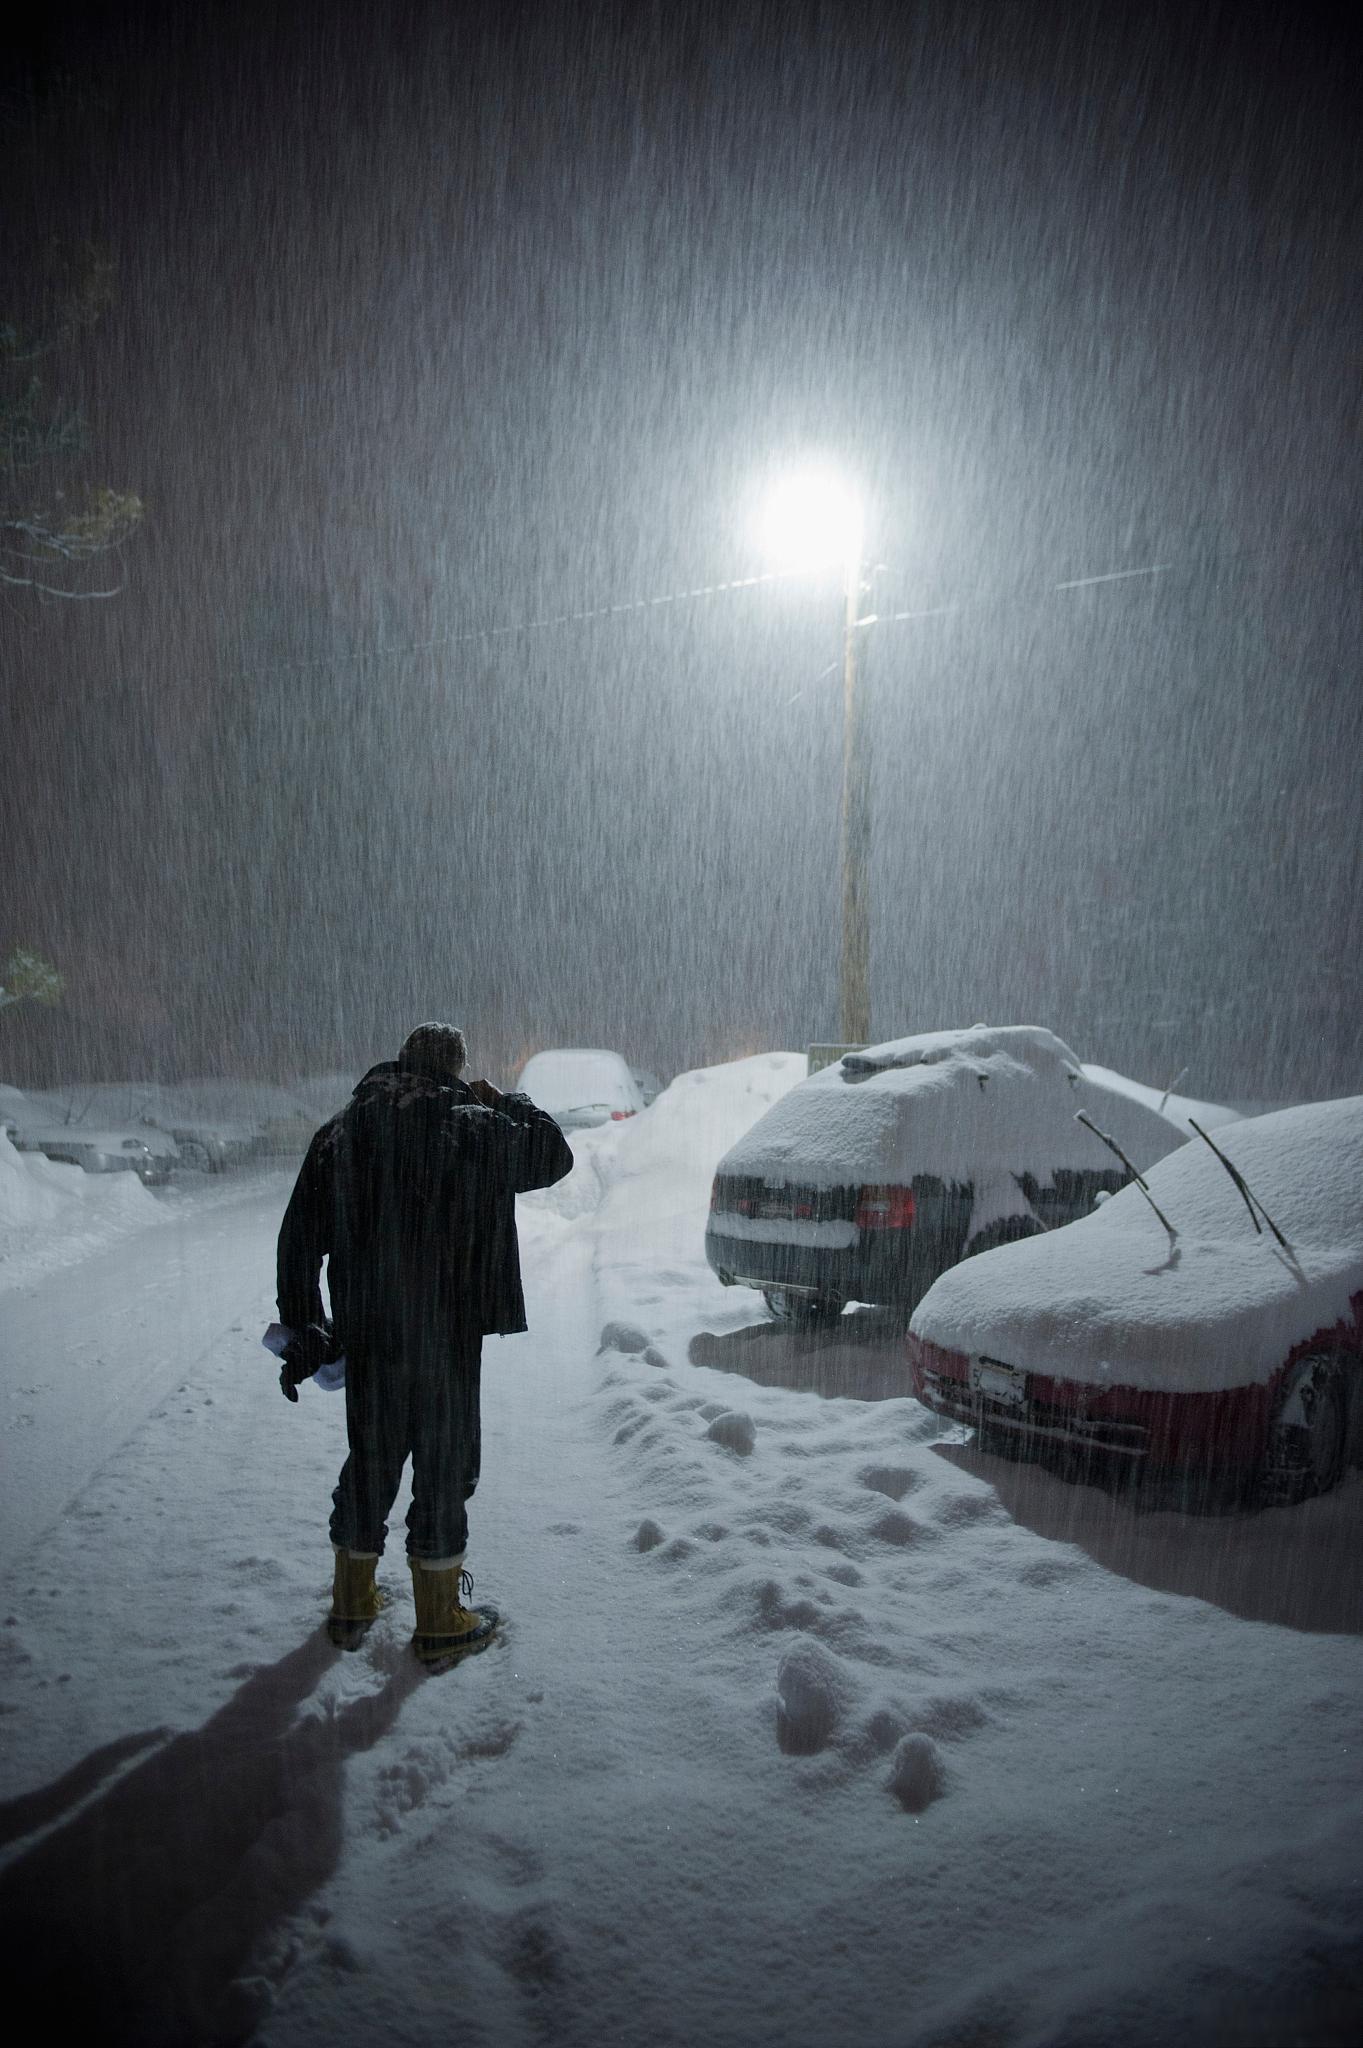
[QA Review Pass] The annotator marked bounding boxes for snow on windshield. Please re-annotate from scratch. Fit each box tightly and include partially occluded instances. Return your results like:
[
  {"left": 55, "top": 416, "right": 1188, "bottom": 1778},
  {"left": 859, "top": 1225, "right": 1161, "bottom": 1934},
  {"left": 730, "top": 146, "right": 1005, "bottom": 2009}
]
[{"left": 912, "top": 1095, "right": 1363, "bottom": 1392}]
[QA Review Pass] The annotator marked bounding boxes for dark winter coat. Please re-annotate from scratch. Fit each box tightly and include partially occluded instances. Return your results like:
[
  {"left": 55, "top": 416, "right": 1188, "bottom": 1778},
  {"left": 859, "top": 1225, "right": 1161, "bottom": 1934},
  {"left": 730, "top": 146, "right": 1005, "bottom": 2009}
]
[{"left": 276, "top": 1063, "right": 572, "bottom": 1359}]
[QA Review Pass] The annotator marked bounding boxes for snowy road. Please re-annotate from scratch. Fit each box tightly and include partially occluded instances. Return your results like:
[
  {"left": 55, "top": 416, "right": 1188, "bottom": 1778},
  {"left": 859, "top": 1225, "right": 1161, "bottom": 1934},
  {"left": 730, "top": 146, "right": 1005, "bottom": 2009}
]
[
  {"left": 2, "top": 1071, "right": 1362, "bottom": 2047},
  {"left": 0, "top": 1167, "right": 300, "bottom": 1565}
]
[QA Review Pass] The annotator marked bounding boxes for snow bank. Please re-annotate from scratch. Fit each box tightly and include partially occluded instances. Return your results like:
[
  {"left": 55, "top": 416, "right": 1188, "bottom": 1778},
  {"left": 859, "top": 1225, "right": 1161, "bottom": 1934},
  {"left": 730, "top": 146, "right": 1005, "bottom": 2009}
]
[
  {"left": 523, "top": 1050, "right": 805, "bottom": 1241},
  {"left": 517, "top": 1119, "right": 628, "bottom": 1223},
  {"left": 719, "top": 1025, "right": 1186, "bottom": 1189},
  {"left": 911, "top": 1096, "right": 1363, "bottom": 1393},
  {"left": 0, "top": 1121, "right": 162, "bottom": 1293},
  {"left": 592, "top": 1052, "right": 807, "bottom": 1322}
]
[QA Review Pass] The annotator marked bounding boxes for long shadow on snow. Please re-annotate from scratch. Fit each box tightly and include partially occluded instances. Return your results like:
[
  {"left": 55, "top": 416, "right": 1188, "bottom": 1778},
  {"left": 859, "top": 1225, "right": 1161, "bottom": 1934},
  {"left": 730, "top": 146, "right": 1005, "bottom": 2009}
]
[
  {"left": 0, "top": 1628, "right": 427, "bottom": 2043},
  {"left": 936, "top": 1439, "right": 1363, "bottom": 1636},
  {"left": 688, "top": 1305, "right": 916, "bottom": 1401}
]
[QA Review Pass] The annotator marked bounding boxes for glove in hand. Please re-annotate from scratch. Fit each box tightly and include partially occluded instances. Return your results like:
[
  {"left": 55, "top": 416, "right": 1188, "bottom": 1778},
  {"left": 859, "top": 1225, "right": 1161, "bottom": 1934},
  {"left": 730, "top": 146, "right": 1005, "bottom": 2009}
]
[{"left": 278, "top": 1322, "right": 336, "bottom": 1403}]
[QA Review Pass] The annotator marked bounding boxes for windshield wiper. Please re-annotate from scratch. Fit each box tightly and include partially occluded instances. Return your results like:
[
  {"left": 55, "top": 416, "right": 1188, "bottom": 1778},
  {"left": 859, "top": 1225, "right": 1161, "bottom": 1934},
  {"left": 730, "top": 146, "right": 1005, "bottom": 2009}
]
[
  {"left": 1075, "top": 1111, "right": 1177, "bottom": 1238},
  {"left": 1157, "top": 1065, "right": 1189, "bottom": 1116},
  {"left": 1186, "top": 1118, "right": 1291, "bottom": 1251}
]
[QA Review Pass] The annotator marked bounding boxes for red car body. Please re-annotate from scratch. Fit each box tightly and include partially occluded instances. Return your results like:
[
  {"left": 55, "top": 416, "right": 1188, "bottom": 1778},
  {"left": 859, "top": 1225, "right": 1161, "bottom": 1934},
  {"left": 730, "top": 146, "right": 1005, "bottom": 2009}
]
[{"left": 907, "top": 1303, "right": 1363, "bottom": 1482}]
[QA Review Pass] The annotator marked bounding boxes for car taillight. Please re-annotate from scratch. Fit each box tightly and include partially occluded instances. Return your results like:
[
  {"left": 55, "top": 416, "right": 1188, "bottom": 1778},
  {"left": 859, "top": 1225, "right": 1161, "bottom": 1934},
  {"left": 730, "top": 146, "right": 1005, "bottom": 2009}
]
[
  {"left": 854, "top": 1184, "right": 916, "bottom": 1230},
  {"left": 610, "top": 1109, "right": 635, "bottom": 1120}
]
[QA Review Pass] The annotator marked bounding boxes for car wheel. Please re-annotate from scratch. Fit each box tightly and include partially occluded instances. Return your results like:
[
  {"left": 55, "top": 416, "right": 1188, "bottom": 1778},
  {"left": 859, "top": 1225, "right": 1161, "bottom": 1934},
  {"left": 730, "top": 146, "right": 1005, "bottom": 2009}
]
[
  {"left": 1258, "top": 1350, "right": 1350, "bottom": 1506},
  {"left": 762, "top": 1288, "right": 844, "bottom": 1326},
  {"left": 964, "top": 1217, "right": 1044, "bottom": 1260},
  {"left": 176, "top": 1139, "right": 212, "bottom": 1173}
]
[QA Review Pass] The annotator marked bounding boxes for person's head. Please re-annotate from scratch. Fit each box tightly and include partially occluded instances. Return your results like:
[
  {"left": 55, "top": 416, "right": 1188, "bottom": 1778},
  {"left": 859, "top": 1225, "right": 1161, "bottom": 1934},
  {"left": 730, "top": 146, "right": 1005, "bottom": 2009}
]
[{"left": 398, "top": 1022, "right": 467, "bottom": 1083}]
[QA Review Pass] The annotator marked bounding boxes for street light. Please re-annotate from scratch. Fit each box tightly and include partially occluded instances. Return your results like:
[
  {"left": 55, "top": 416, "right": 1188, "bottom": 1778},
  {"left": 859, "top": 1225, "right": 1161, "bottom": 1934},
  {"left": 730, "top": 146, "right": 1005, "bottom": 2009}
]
[{"left": 757, "top": 463, "right": 872, "bottom": 1046}]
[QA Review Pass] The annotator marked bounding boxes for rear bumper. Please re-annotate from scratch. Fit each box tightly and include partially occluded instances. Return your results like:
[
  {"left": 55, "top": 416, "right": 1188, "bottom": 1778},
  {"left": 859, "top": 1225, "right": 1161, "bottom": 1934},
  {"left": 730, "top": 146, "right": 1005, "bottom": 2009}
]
[{"left": 705, "top": 1223, "right": 945, "bottom": 1309}]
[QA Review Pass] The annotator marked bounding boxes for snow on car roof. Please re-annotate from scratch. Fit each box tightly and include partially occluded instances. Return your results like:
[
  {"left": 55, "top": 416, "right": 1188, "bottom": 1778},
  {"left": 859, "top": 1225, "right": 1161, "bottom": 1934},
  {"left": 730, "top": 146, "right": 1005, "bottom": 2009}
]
[
  {"left": 841, "top": 1022, "right": 1083, "bottom": 1074},
  {"left": 718, "top": 1023, "right": 1184, "bottom": 1187},
  {"left": 910, "top": 1095, "right": 1363, "bottom": 1395}
]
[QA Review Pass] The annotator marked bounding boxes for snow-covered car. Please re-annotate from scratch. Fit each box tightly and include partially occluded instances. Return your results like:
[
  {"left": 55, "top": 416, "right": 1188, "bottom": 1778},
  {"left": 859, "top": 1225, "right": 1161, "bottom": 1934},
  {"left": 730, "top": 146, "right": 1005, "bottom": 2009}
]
[
  {"left": 161, "top": 1080, "right": 324, "bottom": 1157},
  {"left": 515, "top": 1049, "right": 645, "bottom": 1131},
  {"left": 907, "top": 1096, "right": 1363, "bottom": 1503},
  {"left": 705, "top": 1025, "right": 1199, "bottom": 1323},
  {"left": 159, "top": 1119, "right": 264, "bottom": 1173},
  {"left": 9, "top": 1122, "right": 178, "bottom": 1186}
]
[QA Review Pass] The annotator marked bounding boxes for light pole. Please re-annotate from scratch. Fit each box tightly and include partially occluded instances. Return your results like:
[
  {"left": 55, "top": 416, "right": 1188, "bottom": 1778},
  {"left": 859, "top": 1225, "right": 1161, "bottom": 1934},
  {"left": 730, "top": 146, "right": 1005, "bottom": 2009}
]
[
  {"left": 757, "top": 464, "right": 870, "bottom": 1045},
  {"left": 838, "top": 547, "right": 871, "bottom": 1045}
]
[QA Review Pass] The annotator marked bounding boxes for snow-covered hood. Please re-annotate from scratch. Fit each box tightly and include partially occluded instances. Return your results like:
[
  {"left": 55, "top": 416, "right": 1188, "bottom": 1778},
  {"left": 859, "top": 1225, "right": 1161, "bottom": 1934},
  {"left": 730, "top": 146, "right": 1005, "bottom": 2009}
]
[
  {"left": 717, "top": 1025, "right": 1184, "bottom": 1189},
  {"left": 910, "top": 1096, "right": 1363, "bottom": 1395}
]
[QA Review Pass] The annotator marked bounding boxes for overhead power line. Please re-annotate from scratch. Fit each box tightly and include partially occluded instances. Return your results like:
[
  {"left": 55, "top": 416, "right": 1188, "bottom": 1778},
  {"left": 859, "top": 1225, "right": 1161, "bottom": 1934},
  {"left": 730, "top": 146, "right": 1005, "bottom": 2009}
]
[
  {"left": 75, "top": 553, "right": 1192, "bottom": 704},
  {"left": 218, "top": 556, "right": 1174, "bottom": 689}
]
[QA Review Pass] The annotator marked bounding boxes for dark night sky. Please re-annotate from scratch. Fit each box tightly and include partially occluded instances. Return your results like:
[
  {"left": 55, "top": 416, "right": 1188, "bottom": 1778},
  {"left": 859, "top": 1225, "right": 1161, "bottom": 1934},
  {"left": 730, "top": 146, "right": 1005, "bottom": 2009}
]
[{"left": 1, "top": 0, "right": 1360, "bottom": 1099}]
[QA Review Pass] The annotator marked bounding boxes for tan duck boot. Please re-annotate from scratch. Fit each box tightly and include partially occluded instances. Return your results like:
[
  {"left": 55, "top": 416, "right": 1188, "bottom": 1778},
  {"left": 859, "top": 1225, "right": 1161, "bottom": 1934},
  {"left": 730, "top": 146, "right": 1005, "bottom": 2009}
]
[
  {"left": 409, "top": 1553, "right": 499, "bottom": 1668},
  {"left": 327, "top": 1547, "right": 386, "bottom": 1649}
]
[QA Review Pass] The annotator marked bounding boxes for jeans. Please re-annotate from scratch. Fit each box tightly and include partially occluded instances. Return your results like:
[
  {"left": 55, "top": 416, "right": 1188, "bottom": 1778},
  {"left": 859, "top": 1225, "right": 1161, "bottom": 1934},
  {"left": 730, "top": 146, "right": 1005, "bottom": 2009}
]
[{"left": 329, "top": 1328, "right": 483, "bottom": 1560}]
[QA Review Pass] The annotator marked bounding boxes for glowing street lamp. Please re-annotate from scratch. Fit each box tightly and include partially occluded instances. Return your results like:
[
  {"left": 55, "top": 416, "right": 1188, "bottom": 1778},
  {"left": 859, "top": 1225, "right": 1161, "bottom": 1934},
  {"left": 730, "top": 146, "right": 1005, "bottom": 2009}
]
[{"left": 757, "top": 463, "right": 872, "bottom": 1046}]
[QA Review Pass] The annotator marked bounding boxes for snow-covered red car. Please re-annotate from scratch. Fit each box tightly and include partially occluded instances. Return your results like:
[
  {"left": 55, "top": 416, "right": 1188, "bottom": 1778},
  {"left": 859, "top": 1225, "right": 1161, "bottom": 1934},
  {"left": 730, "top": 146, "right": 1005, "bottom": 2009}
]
[
  {"left": 907, "top": 1096, "right": 1363, "bottom": 1503},
  {"left": 705, "top": 1024, "right": 1208, "bottom": 1323}
]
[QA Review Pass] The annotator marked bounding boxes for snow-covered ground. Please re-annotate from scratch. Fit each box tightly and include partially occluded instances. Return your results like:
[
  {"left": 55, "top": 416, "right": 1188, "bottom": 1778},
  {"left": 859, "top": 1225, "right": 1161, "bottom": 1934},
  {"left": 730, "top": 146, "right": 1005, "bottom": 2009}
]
[{"left": 1, "top": 1056, "right": 1360, "bottom": 2046}]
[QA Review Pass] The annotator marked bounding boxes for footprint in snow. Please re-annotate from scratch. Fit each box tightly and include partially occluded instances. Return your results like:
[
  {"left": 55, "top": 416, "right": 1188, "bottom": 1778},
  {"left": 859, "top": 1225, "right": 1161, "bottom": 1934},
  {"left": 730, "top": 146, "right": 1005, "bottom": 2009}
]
[
  {"left": 633, "top": 1520, "right": 666, "bottom": 1552},
  {"left": 599, "top": 1322, "right": 650, "bottom": 1355},
  {"left": 705, "top": 1411, "right": 756, "bottom": 1456},
  {"left": 776, "top": 1637, "right": 852, "bottom": 1755},
  {"left": 887, "top": 1732, "right": 946, "bottom": 1812}
]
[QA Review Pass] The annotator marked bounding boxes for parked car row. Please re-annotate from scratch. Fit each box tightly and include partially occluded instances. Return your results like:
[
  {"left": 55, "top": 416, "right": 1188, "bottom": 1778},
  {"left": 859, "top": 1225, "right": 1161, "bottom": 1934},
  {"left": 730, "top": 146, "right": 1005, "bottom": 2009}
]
[
  {"left": 703, "top": 1022, "right": 1363, "bottom": 1508},
  {"left": 0, "top": 1054, "right": 665, "bottom": 1183},
  {"left": 0, "top": 1077, "right": 352, "bottom": 1183}
]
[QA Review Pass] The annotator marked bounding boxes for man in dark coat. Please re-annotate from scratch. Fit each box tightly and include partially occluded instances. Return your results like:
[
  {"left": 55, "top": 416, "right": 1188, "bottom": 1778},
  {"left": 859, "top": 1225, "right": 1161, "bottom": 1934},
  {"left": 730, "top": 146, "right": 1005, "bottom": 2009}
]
[{"left": 276, "top": 1022, "right": 572, "bottom": 1661}]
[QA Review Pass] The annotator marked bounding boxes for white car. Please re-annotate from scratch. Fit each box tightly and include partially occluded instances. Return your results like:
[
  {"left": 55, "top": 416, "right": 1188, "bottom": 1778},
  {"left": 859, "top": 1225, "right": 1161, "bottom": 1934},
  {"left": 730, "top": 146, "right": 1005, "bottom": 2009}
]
[
  {"left": 515, "top": 1049, "right": 645, "bottom": 1131},
  {"left": 908, "top": 1096, "right": 1363, "bottom": 1504}
]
